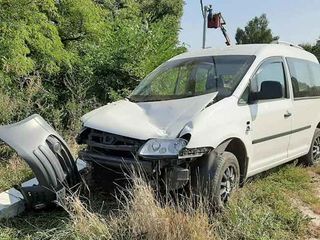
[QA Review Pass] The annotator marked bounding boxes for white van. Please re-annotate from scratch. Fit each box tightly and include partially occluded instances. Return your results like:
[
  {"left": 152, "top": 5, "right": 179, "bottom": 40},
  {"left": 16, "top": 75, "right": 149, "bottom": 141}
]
[
  {"left": 77, "top": 43, "right": 320, "bottom": 205},
  {"left": 1, "top": 43, "right": 319, "bottom": 208}
]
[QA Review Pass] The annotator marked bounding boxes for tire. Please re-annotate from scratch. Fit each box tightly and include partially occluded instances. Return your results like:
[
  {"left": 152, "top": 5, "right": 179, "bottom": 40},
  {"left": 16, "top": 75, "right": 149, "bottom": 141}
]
[
  {"left": 301, "top": 128, "right": 320, "bottom": 166},
  {"left": 191, "top": 151, "right": 240, "bottom": 208}
]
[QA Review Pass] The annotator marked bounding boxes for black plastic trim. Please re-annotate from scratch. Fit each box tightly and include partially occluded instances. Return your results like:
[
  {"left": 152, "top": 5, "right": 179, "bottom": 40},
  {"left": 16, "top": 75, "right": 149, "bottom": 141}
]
[{"left": 252, "top": 125, "right": 311, "bottom": 144}]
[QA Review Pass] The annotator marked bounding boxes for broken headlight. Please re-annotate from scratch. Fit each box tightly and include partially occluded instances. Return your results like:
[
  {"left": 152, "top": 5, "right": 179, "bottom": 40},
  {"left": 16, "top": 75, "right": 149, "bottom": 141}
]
[
  {"left": 178, "top": 147, "right": 212, "bottom": 159},
  {"left": 139, "top": 138, "right": 188, "bottom": 158}
]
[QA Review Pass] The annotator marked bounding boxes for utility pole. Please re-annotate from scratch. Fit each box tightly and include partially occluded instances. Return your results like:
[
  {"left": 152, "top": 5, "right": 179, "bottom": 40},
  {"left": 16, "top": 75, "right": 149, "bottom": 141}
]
[{"left": 201, "top": 0, "right": 208, "bottom": 49}]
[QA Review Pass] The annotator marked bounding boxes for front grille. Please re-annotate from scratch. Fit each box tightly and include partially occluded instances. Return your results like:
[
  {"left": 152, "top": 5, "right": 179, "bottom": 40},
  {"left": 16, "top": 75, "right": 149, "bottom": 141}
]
[{"left": 82, "top": 129, "right": 145, "bottom": 158}]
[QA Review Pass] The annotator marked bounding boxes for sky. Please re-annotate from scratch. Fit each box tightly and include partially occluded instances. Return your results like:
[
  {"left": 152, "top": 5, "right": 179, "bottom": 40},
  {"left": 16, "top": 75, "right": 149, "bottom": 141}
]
[{"left": 179, "top": 0, "right": 320, "bottom": 50}]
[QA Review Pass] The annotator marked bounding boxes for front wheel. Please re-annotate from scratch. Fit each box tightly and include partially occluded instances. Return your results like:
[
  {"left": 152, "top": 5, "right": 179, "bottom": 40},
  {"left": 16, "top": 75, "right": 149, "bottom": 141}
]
[
  {"left": 301, "top": 128, "right": 320, "bottom": 166},
  {"left": 191, "top": 151, "right": 240, "bottom": 207}
]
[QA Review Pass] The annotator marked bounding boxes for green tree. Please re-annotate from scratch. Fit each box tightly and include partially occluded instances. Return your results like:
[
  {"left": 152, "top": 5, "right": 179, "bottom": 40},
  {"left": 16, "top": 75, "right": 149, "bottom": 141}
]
[
  {"left": 0, "top": 0, "right": 185, "bottom": 129},
  {"left": 235, "top": 14, "right": 279, "bottom": 44},
  {"left": 0, "top": 0, "right": 71, "bottom": 77},
  {"left": 89, "top": 0, "right": 185, "bottom": 102}
]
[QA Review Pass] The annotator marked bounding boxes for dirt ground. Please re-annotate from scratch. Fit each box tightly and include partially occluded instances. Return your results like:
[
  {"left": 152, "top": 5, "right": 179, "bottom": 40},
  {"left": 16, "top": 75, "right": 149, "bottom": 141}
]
[{"left": 297, "top": 169, "right": 320, "bottom": 239}]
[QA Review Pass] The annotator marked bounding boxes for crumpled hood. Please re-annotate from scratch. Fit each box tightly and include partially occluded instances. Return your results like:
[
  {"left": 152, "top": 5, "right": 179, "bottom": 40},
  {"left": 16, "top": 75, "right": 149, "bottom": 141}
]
[{"left": 81, "top": 92, "right": 217, "bottom": 140}]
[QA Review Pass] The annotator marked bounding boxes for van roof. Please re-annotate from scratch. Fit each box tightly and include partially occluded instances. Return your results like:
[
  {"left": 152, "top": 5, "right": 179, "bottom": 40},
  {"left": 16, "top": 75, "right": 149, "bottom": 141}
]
[{"left": 171, "top": 44, "right": 319, "bottom": 63}]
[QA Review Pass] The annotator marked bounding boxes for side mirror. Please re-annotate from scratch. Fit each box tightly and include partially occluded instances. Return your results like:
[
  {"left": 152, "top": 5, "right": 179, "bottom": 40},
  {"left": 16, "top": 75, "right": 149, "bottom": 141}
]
[{"left": 249, "top": 81, "right": 283, "bottom": 103}]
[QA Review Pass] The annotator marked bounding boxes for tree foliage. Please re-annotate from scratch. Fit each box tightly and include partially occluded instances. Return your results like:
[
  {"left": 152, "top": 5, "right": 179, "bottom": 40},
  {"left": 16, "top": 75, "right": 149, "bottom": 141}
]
[
  {"left": 300, "top": 41, "right": 320, "bottom": 62},
  {"left": 235, "top": 14, "right": 279, "bottom": 44},
  {"left": 0, "top": 0, "right": 185, "bottom": 130}
]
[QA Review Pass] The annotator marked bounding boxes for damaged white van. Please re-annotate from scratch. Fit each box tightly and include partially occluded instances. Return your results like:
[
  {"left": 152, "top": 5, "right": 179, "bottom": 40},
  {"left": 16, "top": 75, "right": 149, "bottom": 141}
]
[{"left": 1, "top": 43, "right": 320, "bottom": 208}]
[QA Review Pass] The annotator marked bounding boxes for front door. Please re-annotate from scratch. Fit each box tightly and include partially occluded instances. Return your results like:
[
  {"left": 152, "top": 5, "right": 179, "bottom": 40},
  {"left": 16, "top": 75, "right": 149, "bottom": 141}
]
[{"left": 248, "top": 57, "right": 293, "bottom": 173}]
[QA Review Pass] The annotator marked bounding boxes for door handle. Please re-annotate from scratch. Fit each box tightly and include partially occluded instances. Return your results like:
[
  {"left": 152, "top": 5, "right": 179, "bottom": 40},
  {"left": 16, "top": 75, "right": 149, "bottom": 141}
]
[{"left": 284, "top": 111, "right": 292, "bottom": 118}]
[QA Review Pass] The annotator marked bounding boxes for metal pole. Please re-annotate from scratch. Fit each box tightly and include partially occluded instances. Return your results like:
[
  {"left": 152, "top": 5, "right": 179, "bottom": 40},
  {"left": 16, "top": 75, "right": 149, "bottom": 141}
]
[{"left": 202, "top": 5, "right": 207, "bottom": 49}]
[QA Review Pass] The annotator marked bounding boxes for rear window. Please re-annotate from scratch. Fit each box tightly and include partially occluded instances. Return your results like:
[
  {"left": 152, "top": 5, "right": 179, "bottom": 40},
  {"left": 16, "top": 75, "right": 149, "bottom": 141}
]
[{"left": 286, "top": 58, "right": 320, "bottom": 98}]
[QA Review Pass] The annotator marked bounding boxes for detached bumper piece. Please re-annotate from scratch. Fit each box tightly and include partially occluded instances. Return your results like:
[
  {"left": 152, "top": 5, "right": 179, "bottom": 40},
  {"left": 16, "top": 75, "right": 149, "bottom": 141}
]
[{"left": 0, "top": 114, "right": 81, "bottom": 209}]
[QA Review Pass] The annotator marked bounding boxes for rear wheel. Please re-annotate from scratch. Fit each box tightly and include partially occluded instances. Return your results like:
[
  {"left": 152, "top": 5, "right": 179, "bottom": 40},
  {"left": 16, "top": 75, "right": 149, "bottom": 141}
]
[
  {"left": 301, "top": 128, "right": 320, "bottom": 166},
  {"left": 191, "top": 151, "right": 240, "bottom": 207}
]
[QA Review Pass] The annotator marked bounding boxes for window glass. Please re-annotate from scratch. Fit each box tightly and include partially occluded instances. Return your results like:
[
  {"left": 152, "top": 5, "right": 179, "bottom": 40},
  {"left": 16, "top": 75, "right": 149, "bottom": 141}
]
[
  {"left": 309, "top": 61, "right": 320, "bottom": 96},
  {"left": 175, "top": 66, "right": 191, "bottom": 95},
  {"left": 239, "top": 85, "right": 250, "bottom": 104},
  {"left": 195, "top": 65, "right": 210, "bottom": 93},
  {"left": 150, "top": 68, "right": 179, "bottom": 95},
  {"left": 251, "top": 61, "right": 286, "bottom": 99},
  {"left": 287, "top": 58, "right": 320, "bottom": 97},
  {"left": 130, "top": 55, "right": 255, "bottom": 102}
]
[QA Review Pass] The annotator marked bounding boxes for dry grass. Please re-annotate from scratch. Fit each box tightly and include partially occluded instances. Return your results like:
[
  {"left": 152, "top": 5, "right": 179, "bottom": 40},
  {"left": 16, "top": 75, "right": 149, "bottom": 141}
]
[
  {"left": 0, "top": 160, "right": 318, "bottom": 240},
  {"left": 0, "top": 151, "right": 33, "bottom": 192},
  {"left": 312, "top": 164, "right": 320, "bottom": 175},
  {"left": 55, "top": 165, "right": 314, "bottom": 240},
  {"left": 115, "top": 177, "right": 215, "bottom": 240},
  {"left": 61, "top": 195, "right": 112, "bottom": 240},
  {"left": 59, "top": 177, "right": 216, "bottom": 240}
]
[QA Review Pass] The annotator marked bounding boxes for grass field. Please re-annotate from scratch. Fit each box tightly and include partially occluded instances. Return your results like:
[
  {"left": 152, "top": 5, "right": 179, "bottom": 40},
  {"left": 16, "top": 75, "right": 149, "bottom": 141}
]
[
  {"left": 0, "top": 155, "right": 33, "bottom": 192},
  {"left": 0, "top": 153, "right": 320, "bottom": 240}
]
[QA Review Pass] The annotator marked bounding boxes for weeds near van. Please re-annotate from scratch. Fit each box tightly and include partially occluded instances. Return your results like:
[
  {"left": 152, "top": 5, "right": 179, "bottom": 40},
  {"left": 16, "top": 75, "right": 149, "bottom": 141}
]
[
  {"left": 313, "top": 164, "right": 320, "bottom": 175},
  {"left": 1, "top": 163, "right": 318, "bottom": 240},
  {"left": 0, "top": 155, "right": 33, "bottom": 192}
]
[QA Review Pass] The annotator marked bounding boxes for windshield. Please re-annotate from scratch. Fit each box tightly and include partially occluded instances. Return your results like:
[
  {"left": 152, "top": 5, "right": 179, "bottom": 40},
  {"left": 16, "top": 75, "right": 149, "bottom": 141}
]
[{"left": 129, "top": 55, "right": 255, "bottom": 102}]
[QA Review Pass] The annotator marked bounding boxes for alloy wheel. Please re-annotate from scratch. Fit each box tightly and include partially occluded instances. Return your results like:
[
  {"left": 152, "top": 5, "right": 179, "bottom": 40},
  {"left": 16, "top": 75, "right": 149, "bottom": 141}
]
[
  {"left": 220, "top": 165, "right": 237, "bottom": 203},
  {"left": 312, "top": 136, "right": 320, "bottom": 163}
]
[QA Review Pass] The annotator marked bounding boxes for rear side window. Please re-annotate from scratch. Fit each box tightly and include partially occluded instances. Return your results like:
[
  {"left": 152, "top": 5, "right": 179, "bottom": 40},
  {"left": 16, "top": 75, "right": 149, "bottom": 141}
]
[
  {"left": 310, "top": 63, "right": 320, "bottom": 95},
  {"left": 287, "top": 58, "right": 320, "bottom": 98}
]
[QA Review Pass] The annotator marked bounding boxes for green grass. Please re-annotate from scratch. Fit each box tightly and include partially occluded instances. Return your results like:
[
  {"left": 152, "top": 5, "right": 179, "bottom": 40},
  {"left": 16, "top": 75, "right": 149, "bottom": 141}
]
[
  {"left": 0, "top": 211, "right": 74, "bottom": 240},
  {"left": 0, "top": 163, "right": 318, "bottom": 240},
  {"left": 215, "top": 165, "right": 312, "bottom": 240}
]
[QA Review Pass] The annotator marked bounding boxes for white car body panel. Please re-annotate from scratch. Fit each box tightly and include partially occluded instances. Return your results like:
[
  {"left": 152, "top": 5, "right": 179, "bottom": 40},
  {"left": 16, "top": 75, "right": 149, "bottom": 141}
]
[
  {"left": 288, "top": 99, "right": 320, "bottom": 158},
  {"left": 248, "top": 99, "right": 293, "bottom": 173}
]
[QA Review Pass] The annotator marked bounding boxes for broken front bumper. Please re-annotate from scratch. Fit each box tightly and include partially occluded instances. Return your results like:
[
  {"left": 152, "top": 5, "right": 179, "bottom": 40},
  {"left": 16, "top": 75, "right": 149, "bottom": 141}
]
[
  {"left": 0, "top": 114, "right": 81, "bottom": 209},
  {"left": 79, "top": 151, "right": 153, "bottom": 173}
]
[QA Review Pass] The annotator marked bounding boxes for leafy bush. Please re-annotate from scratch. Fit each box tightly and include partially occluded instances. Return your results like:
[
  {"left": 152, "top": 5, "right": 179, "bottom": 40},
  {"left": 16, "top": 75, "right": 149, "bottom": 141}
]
[{"left": 0, "top": 0, "right": 186, "bottom": 130}]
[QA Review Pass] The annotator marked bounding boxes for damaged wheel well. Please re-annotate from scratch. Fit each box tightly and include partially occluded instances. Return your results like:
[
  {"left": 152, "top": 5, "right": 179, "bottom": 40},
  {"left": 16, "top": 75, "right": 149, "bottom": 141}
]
[{"left": 224, "top": 138, "right": 248, "bottom": 184}]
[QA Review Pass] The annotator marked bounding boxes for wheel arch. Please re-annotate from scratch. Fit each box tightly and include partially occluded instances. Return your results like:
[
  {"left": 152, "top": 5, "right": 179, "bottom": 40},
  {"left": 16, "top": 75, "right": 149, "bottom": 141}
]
[{"left": 215, "top": 137, "right": 248, "bottom": 184}]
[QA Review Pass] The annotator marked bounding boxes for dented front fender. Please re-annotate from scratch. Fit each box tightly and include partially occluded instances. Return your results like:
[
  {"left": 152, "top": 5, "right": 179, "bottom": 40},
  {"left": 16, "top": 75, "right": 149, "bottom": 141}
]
[{"left": 0, "top": 114, "right": 81, "bottom": 209}]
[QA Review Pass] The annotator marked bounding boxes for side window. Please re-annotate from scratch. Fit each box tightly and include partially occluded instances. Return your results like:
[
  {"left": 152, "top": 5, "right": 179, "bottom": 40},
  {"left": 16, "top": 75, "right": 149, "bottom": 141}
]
[
  {"left": 286, "top": 57, "right": 320, "bottom": 98},
  {"left": 251, "top": 60, "right": 287, "bottom": 99},
  {"left": 310, "top": 63, "right": 320, "bottom": 96}
]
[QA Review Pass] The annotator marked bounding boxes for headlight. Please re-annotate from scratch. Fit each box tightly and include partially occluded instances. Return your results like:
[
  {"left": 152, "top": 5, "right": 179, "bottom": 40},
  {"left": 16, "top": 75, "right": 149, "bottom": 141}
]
[{"left": 139, "top": 138, "right": 188, "bottom": 158}]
